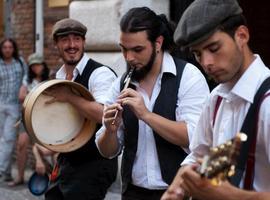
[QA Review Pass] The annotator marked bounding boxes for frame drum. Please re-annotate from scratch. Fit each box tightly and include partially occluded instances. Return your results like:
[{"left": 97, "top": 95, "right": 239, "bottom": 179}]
[{"left": 22, "top": 80, "right": 96, "bottom": 152}]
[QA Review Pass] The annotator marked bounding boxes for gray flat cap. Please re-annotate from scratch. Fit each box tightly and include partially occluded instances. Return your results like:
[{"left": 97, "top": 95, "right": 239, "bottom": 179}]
[
  {"left": 28, "top": 53, "right": 43, "bottom": 66},
  {"left": 174, "top": 0, "right": 242, "bottom": 47},
  {"left": 52, "top": 18, "right": 87, "bottom": 40}
]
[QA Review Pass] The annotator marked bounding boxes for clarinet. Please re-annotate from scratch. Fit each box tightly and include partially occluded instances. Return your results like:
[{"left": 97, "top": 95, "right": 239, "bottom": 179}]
[{"left": 111, "top": 67, "right": 135, "bottom": 125}]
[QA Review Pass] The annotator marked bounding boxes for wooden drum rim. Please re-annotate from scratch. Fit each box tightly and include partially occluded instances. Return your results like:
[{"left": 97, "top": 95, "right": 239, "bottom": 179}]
[{"left": 22, "top": 79, "right": 96, "bottom": 152}]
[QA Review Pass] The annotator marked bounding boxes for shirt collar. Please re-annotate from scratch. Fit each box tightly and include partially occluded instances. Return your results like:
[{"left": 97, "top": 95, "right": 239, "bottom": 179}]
[
  {"left": 75, "top": 53, "right": 89, "bottom": 75},
  {"left": 0, "top": 58, "right": 19, "bottom": 65},
  {"left": 56, "top": 53, "right": 89, "bottom": 79},
  {"left": 216, "top": 54, "right": 270, "bottom": 103},
  {"left": 161, "top": 51, "right": 177, "bottom": 76}
]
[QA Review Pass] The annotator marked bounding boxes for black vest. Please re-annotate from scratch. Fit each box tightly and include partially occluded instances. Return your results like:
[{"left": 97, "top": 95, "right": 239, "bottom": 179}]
[
  {"left": 61, "top": 59, "right": 116, "bottom": 164},
  {"left": 121, "top": 57, "right": 188, "bottom": 191}
]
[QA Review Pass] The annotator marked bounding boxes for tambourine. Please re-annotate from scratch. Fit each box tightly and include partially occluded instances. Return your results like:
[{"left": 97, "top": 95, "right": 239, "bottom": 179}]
[{"left": 22, "top": 79, "right": 96, "bottom": 152}]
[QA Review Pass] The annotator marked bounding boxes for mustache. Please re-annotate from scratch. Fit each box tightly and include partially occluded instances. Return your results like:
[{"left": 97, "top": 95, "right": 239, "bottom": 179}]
[{"left": 64, "top": 48, "right": 79, "bottom": 52}]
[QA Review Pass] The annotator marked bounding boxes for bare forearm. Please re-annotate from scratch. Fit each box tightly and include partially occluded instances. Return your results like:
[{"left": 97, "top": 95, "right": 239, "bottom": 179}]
[
  {"left": 251, "top": 192, "right": 270, "bottom": 200},
  {"left": 97, "top": 129, "right": 120, "bottom": 158},
  {"left": 68, "top": 95, "right": 103, "bottom": 123},
  {"left": 199, "top": 183, "right": 270, "bottom": 200},
  {"left": 32, "top": 145, "right": 43, "bottom": 164},
  {"left": 228, "top": 189, "right": 270, "bottom": 200},
  {"left": 142, "top": 111, "right": 189, "bottom": 147}
]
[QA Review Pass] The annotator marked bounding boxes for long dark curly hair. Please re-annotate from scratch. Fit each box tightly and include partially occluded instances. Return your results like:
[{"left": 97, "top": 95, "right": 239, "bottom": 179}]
[{"left": 0, "top": 38, "right": 20, "bottom": 61}]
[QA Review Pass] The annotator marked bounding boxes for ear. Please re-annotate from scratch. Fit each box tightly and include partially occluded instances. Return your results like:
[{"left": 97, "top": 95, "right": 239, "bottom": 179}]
[
  {"left": 155, "top": 35, "right": 164, "bottom": 53},
  {"left": 234, "top": 25, "right": 250, "bottom": 48}
]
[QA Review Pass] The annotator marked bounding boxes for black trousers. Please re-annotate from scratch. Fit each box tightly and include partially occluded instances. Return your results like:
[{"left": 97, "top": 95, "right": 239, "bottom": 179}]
[
  {"left": 45, "top": 185, "right": 64, "bottom": 200},
  {"left": 45, "top": 158, "right": 117, "bottom": 200},
  {"left": 122, "top": 184, "right": 166, "bottom": 200}
]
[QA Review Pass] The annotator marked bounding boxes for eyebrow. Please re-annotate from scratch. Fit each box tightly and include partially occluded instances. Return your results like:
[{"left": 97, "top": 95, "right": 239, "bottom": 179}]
[{"left": 119, "top": 43, "right": 144, "bottom": 50}]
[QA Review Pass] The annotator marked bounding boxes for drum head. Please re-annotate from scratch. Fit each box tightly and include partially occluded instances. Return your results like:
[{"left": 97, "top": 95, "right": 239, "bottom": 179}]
[
  {"left": 31, "top": 94, "right": 84, "bottom": 145},
  {"left": 23, "top": 80, "right": 96, "bottom": 152}
]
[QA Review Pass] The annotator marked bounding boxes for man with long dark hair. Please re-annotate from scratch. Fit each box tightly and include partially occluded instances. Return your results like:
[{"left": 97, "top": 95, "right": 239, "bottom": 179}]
[
  {"left": 96, "top": 7, "right": 209, "bottom": 199},
  {"left": 0, "top": 38, "right": 28, "bottom": 182}
]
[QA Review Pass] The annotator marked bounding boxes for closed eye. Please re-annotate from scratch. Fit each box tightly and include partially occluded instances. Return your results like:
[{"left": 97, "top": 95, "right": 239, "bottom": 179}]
[
  {"left": 209, "top": 44, "right": 220, "bottom": 53},
  {"left": 133, "top": 47, "right": 144, "bottom": 53}
]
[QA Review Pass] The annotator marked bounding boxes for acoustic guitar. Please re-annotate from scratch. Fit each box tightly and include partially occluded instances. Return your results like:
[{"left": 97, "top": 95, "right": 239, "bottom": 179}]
[{"left": 184, "top": 132, "right": 247, "bottom": 200}]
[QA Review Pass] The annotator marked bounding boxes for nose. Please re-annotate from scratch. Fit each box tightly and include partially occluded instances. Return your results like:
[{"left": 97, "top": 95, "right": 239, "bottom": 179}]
[
  {"left": 68, "top": 39, "right": 76, "bottom": 48},
  {"left": 200, "top": 53, "right": 214, "bottom": 73},
  {"left": 125, "top": 51, "right": 135, "bottom": 63}
]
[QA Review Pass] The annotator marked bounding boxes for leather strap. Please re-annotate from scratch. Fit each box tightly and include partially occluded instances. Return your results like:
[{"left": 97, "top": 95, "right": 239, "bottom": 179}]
[{"left": 213, "top": 96, "right": 222, "bottom": 127}]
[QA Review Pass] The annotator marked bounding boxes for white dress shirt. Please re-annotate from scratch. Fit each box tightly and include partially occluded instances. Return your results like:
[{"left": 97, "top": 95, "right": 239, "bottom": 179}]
[
  {"left": 56, "top": 54, "right": 116, "bottom": 104},
  {"left": 96, "top": 52, "right": 209, "bottom": 189},
  {"left": 182, "top": 55, "right": 270, "bottom": 192}
]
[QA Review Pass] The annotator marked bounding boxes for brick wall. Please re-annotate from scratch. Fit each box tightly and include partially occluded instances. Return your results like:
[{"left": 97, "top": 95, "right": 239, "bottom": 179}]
[
  {"left": 43, "top": 0, "right": 69, "bottom": 70},
  {"left": 11, "top": 0, "right": 35, "bottom": 61},
  {"left": 11, "top": 0, "right": 69, "bottom": 70}
]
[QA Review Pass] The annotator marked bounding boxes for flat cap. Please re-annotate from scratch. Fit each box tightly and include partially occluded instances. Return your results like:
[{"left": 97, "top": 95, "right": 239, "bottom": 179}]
[
  {"left": 52, "top": 18, "right": 87, "bottom": 40},
  {"left": 28, "top": 53, "right": 43, "bottom": 66},
  {"left": 174, "top": 0, "right": 242, "bottom": 47}
]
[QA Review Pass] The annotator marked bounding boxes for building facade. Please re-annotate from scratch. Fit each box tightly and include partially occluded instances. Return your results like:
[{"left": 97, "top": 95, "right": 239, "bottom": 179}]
[{"left": 0, "top": 0, "right": 269, "bottom": 70}]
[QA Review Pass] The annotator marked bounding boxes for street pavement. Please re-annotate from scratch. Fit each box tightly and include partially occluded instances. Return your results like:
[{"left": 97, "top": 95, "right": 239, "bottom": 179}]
[
  {"left": 0, "top": 164, "right": 121, "bottom": 200},
  {"left": 0, "top": 183, "right": 121, "bottom": 200}
]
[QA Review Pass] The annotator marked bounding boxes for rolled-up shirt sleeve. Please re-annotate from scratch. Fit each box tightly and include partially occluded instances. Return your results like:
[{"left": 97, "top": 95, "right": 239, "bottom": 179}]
[
  {"left": 89, "top": 66, "right": 117, "bottom": 104},
  {"left": 176, "top": 63, "right": 210, "bottom": 152},
  {"left": 181, "top": 95, "right": 212, "bottom": 165}
]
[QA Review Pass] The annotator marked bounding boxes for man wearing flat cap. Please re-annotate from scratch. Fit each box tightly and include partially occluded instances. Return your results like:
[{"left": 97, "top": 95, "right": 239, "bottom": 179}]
[
  {"left": 162, "top": 0, "right": 270, "bottom": 199},
  {"left": 45, "top": 18, "right": 118, "bottom": 200}
]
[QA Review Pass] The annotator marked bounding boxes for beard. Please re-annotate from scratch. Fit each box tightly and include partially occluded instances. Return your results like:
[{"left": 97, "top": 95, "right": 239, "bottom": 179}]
[
  {"left": 127, "top": 44, "right": 157, "bottom": 82},
  {"left": 66, "top": 59, "right": 80, "bottom": 66},
  {"left": 63, "top": 48, "right": 83, "bottom": 66}
]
